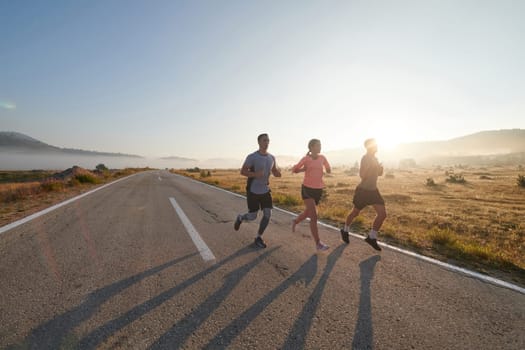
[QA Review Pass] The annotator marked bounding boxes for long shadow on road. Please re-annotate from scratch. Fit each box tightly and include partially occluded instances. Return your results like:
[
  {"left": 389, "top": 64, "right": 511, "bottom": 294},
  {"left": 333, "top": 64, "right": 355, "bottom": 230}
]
[
  {"left": 204, "top": 244, "right": 348, "bottom": 350},
  {"left": 351, "top": 255, "right": 381, "bottom": 350},
  {"left": 281, "top": 244, "right": 347, "bottom": 349},
  {"left": 8, "top": 252, "right": 198, "bottom": 350},
  {"left": 9, "top": 244, "right": 369, "bottom": 350},
  {"left": 78, "top": 245, "right": 269, "bottom": 349},
  {"left": 9, "top": 245, "right": 265, "bottom": 350},
  {"left": 149, "top": 247, "right": 279, "bottom": 348}
]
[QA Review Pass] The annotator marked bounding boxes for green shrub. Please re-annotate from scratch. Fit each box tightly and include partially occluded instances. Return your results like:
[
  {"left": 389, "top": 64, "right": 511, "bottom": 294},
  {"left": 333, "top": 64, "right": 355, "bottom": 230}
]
[
  {"left": 41, "top": 180, "right": 64, "bottom": 192},
  {"left": 428, "top": 228, "right": 456, "bottom": 246},
  {"left": 517, "top": 174, "right": 525, "bottom": 188},
  {"left": 75, "top": 174, "right": 99, "bottom": 184},
  {"left": 446, "top": 173, "right": 466, "bottom": 184},
  {"left": 426, "top": 177, "right": 436, "bottom": 186}
]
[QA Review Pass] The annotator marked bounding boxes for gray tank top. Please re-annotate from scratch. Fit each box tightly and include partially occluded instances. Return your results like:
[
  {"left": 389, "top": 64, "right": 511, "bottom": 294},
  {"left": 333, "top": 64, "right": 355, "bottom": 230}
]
[{"left": 243, "top": 151, "right": 275, "bottom": 194}]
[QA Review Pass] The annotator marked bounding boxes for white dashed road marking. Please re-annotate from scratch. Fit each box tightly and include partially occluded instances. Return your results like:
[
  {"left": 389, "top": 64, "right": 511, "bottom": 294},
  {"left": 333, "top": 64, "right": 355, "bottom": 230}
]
[{"left": 169, "top": 196, "right": 216, "bottom": 262}]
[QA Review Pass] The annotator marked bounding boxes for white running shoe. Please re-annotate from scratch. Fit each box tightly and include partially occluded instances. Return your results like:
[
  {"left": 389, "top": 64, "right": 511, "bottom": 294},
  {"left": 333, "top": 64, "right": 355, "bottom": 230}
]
[{"left": 316, "top": 242, "right": 329, "bottom": 251}]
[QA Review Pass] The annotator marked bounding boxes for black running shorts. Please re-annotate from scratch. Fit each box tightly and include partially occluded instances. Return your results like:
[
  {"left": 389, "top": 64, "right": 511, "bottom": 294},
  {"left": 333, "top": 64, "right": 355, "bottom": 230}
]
[
  {"left": 301, "top": 185, "right": 323, "bottom": 205},
  {"left": 352, "top": 186, "right": 385, "bottom": 210},
  {"left": 247, "top": 191, "right": 273, "bottom": 212}
]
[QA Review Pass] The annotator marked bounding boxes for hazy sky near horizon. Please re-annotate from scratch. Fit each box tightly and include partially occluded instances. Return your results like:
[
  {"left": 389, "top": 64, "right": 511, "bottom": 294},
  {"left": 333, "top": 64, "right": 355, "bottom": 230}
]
[{"left": 1, "top": 0, "right": 524, "bottom": 160}]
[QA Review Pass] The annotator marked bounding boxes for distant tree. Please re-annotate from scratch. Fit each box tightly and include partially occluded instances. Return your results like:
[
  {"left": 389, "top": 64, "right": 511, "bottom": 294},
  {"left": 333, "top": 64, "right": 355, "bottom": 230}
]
[
  {"left": 200, "top": 169, "right": 212, "bottom": 178},
  {"left": 95, "top": 163, "right": 108, "bottom": 171}
]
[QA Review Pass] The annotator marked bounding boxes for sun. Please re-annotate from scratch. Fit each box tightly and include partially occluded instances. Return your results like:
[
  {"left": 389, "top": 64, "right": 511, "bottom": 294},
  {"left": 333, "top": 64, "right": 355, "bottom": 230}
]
[{"left": 373, "top": 129, "right": 404, "bottom": 151}]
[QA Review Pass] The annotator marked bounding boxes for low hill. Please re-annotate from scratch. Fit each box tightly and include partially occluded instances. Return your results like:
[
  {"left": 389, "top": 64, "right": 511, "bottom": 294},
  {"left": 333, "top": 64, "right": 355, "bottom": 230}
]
[
  {"left": 0, "top": 132, "right": 58, "bottom": 151},
  {"left": 326, "top": 129, "right": 525, "bottom": 167},
  {"left": 395, "top": 129, "right": 525, "bottom": 157},
  {"left": 0, "top": 131, "right": 142, "bottom": 158}
]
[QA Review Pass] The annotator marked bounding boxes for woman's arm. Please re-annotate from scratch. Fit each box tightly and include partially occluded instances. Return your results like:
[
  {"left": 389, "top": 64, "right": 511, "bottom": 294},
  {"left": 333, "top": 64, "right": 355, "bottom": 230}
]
[
  {"left": 323, "top": 156, "right": 331, "bottom": 174},
  {"left": 292, "top": 157, "right": 307, "bottom": 173}
]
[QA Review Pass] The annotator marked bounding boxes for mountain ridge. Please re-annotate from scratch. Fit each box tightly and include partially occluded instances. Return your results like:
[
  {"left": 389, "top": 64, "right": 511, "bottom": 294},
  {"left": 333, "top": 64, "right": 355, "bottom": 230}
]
[
  {"left": 1, "top": 129, "right": 524, "bottom": 169},
  {"left": 0, "top": 131, "right": 142, "bottom": 158}
]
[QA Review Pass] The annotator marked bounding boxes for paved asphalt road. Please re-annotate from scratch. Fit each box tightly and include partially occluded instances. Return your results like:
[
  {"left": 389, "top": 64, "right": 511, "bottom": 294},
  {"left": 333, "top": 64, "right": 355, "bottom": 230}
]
[{"left": 1, "top": 170, "right": 524, "bottom": 349}]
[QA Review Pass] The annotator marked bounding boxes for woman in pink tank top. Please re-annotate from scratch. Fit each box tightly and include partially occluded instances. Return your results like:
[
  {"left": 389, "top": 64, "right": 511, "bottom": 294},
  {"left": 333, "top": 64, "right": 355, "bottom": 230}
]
[{"left": 291, "top": 139, "right": 331, "bottom": 251}]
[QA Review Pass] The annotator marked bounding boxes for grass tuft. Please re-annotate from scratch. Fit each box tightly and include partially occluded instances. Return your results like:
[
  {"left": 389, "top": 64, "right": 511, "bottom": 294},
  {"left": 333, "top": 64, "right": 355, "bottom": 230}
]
[
  {"left": 273, "top": 193, "right": 301, "bottom": 206},
  {"left": 74, "top": 174, "right": 100, "bottom": 184}
]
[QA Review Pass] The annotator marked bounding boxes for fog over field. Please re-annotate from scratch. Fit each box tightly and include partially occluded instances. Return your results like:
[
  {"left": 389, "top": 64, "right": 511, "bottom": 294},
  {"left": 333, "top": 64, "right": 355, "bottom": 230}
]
[
  {"left": 0, "top": 152, "right": 243, "bottom": 171},
  {"left": 1, "top": 129, "right": 524, "bottom": 170}
]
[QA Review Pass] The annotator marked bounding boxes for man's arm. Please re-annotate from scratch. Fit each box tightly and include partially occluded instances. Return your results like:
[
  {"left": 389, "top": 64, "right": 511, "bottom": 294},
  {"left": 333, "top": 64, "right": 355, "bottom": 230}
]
[
  {"left": 359, "top": 158, "right": 369, "bottom": 179},
  {"left": 271, "top": 163, "right": 282, "bottom": 177},
  {"left": 241, "top": 163, "right": 263, "bottom": 178}
]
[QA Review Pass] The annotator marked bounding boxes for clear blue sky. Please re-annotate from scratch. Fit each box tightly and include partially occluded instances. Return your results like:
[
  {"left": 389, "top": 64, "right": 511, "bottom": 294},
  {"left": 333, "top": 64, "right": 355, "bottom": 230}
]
[{"left": 1, "top": 0, "right": 524, "bottom": 160}]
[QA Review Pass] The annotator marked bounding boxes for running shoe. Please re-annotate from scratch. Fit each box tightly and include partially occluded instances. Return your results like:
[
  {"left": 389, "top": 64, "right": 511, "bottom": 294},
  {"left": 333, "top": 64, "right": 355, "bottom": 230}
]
[
  {"left": 365, "top": 236, "right": 382, "bottom": 251},
  {"left": 340, "top": 228, "right": 350, "bottom": 244},
  {"left": 254, "top": 236, "right": 267, "bottom": 248},
  {"left": 292, "top": 219, "right": 297, "bottom": 232},
  {"left": 316, "top": 242, "right": 329, "bottom": 251},
  {"left": 234, "top": 215, "right": 242, "bottom": 231}
]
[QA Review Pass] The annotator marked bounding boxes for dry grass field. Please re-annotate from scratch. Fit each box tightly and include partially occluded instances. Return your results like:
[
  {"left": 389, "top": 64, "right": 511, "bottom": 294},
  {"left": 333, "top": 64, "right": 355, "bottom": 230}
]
[
  {"left": 0, "top": 167, "right": 148, "bottom": 228},
  {"left": 174, "top": 166, "right": 525, "bottom": 286}
]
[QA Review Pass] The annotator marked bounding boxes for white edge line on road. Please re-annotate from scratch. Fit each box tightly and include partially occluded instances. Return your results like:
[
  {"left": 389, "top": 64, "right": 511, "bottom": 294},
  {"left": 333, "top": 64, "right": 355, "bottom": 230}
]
[
  {"left": 169, "top": 197, "right": 216, "bottom": 262},
  {"left": 171, "top": 173, "right": 525, "bottom": 295},
  {"left": 0, "top": 173, "right": 140, "bottom": 235}
]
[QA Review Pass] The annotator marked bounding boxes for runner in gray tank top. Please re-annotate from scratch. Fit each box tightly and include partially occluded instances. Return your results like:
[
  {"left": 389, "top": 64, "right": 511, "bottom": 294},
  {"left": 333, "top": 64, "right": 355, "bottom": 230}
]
[{"left": 234, "top": 133, "right": 282, "bottom": 248}]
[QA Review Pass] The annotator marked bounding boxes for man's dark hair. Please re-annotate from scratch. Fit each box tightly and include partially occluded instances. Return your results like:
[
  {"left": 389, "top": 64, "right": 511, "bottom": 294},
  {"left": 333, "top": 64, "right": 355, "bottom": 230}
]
[
  {"left": 364, "top": 138, "right": 377, "bottom": 149},
  {"left": 257, "top": 133, "right": 268, "bottom": 142}
]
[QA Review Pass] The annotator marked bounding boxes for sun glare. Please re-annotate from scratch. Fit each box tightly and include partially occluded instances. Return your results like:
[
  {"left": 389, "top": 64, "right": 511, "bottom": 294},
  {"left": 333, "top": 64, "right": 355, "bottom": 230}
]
[
  {"left": 371, "top": 128, "right": 406, "bottom": 151},
  {"left": 376, "top": 135, "right": 401, "bottom": 150}
]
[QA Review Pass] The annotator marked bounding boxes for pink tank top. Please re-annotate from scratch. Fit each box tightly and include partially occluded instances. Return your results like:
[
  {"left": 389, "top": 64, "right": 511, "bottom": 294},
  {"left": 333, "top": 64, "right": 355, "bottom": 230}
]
[{"left": 292, "top": 155, "right": 330, "bottom": 189}]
